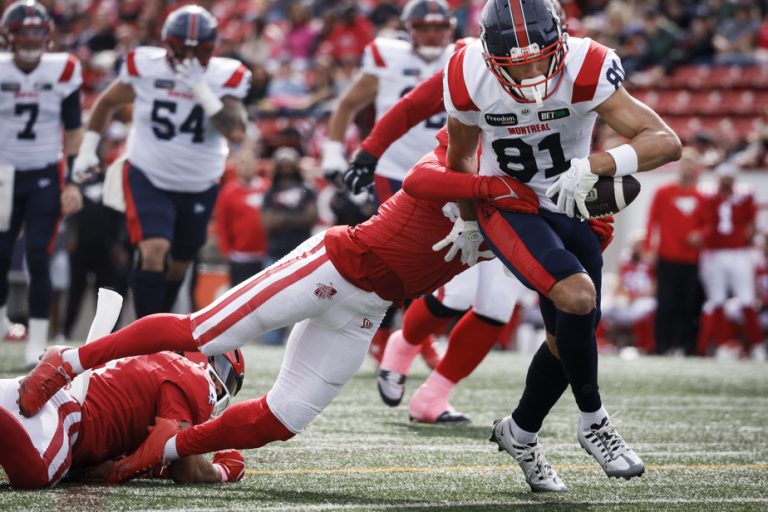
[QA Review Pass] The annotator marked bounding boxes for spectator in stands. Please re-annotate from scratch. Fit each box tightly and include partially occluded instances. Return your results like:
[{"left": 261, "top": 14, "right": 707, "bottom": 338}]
[
  {"left": 260, "top": 147, "right": 318, "bottom": 345},
  {"left": 713, "top": 0, "right": 760, "bottom": 65},
  {"left": 697, "top": 163, "right": 762, "bottom": 359},
  {"left": 734, "top": 109, "right": 768, "bottom": 169},
  {"left": 215, "top": 148, "right": 270, "bottom": 288},
  {"left": 645, "top": 148, "right": 707, "bottom": 356},
  {"left": 675, "top": 6, "right": 717, "bottom": 65},
  {"left": 639, "top": 8, "right": 682, "bottom": 72},
  {"left": 316, "top": 3, "right": 374, "bottom": 64}
]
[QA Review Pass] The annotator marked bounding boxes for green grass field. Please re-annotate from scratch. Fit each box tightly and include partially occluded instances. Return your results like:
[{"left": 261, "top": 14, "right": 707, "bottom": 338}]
[{"left": 1, "top": 342, "right": 766, "bottom": 511}]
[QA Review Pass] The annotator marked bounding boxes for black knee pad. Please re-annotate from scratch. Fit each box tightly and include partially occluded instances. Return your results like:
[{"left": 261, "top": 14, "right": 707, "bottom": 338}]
[
  {"left": 474, "top": 312, "right": 506, "bottom": 327},
  {"left": 424, "top": 294, "right": 466, "bottom": 318}
]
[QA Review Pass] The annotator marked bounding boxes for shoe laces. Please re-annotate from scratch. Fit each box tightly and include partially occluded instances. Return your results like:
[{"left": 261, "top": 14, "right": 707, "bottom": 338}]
[
  {"left": 514, "top": 442, "right": 555, "bottom": 481},
  {"left": 591, "top": 416, "right": 629, "bottom": 460},
  {"left": 381, "top": 370, "right": 405, "bottom": 385}
]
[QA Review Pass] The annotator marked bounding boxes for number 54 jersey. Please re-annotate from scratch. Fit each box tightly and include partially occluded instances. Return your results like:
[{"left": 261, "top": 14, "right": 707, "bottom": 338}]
[
  {"left": 120, "top": 47, "right": 251, "bottom": 192},
  {"left": 0, "top": 53, "right": 82, "bottom": 171},
  {"left": 443, "top": 37, "right": 624, "bottom": 214}
]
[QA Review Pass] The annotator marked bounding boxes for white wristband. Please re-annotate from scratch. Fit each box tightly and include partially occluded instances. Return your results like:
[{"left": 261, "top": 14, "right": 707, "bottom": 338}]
[
  {"left": 606, "top": 144, "right": 638, "bottom": 177},
  {"left": 191, "top": 81, "right": 224, "bottom": 117},
  {"left": 80, "top": 130, "right": 102, "bottom": 155}
]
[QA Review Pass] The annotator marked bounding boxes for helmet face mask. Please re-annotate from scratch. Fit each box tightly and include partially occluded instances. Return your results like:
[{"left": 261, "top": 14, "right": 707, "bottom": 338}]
[
  {"left": 480, "top": 0, "right": 568, "bottom": 105},
  {"left": 161, "top": 5, "right": 218, "bottom": 67},
  {"left": 208, "top": 350, "right": 245, "bottom": 417},
  {"left": 1, "top": 0, "right": 53, "bottom": 66}
]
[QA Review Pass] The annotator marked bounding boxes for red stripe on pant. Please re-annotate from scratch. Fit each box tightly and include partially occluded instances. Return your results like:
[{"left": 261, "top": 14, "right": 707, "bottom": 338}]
[
  {"left": 477, "top": 207, "right": 557, "bottom": 295},
  {"left": 195, "top": 250, "right": 329, "bottom": 347},
  {"left": 122, "top": 162, "right": 144, "bottom": 244}
]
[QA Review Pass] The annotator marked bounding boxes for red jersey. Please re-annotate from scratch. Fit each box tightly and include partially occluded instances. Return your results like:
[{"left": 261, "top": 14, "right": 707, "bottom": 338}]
[
  {"left": 702, "top": 186, "right": 757, "bottom": 250},
  {"left": 72, "top": 352, "right": 215, "bottom": 469},
  {"left": 644, "top": 182, "right": 706, "bottom": 264},
  {"left": 618, "top": 258, "right": 655, "bottom": 300},
  {"left": 214, "top": 177, "right": 270, "bottom": 258}
]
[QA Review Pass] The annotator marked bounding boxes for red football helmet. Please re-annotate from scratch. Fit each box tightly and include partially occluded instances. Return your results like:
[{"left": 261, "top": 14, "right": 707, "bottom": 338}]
[
  {"left": 1, "top": 0, "right": 53, "bottom": 65},
  {"left": 185, "top": 349, "right": 245, "bottom": 416},
  {"left": 401, "top": 0, "right": 454, "bottom": 61}
]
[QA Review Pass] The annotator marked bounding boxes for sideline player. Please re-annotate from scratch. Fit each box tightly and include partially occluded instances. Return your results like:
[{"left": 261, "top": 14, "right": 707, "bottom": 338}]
[
  {"left": 18, "top": 160, "right": 539, "bottom": 485},
  {"left": 0, "top": 0, "right": 83, "bottom": 366},
  {"left": 71, "top": 5, "right": 249, "bottom": 318},
  {"left": 322, "top": 0, "right": 456, "bottom": 363},
  {"left": 436, "top": 0, "right": 681, "bottom": 489},
  {"left": 1, "top": 299, "right": 246, "bottom": 488}
]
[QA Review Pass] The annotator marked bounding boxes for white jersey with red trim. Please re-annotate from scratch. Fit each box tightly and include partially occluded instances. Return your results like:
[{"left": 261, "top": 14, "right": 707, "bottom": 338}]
[
  {"left": 361, "top": 38, "right": 454, "bottom": 181},
  {"left": 443, "top": 37, "right": 624, "bottom": 213},
  {"left": 0, "top": 52, "right": 82, "bottom": 170},
  {"left": 119, "top": 47, "right": 251, "bottom": 192}
]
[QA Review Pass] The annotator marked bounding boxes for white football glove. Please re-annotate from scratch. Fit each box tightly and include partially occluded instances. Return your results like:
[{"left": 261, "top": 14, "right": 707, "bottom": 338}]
[
  {"left": 432, "top": 218, "right": 494, "bottom": 266},
  {"left": 545, "top": 157, "right": 599, "bottom": 219},
  {"left": 71, "top": 130, "right": 102, "bottom": 184},
  {"left": 175, "top": 58, "right": 223, "bottom": 116},
  {"left": 321, "top": 140, "right": 348, "bottom": 181}
]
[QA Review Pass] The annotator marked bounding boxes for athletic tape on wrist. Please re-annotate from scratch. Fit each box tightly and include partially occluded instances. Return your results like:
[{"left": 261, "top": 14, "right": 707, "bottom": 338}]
[{"left": 606, "top": 144, "right": 638, "bottom": 177}]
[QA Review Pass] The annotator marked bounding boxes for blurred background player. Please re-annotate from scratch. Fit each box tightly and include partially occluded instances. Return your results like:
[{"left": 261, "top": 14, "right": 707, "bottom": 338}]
[
  {"left": 644, "top": 148, "right": 707, "bottom": 356},
  {"left": 321, "top": 0, "right": 456, "bottom": 364},
  {"left": 214, "top": 146, "right": 270, "bottom": 288},
  {"left": 0, "top": 297, "right": 246, "bottom": 488},
  {"left": 439, "top": 0, "right": 681, "bottom": 489},
  {"left": 0, "top": 0, "right": 83, "bottom": 366},
  {"left": 697, "top": 162, "right": 761, "bottom": 359},
  {"left": 70, "top": 5, "right": 250, "bottom": 319}
]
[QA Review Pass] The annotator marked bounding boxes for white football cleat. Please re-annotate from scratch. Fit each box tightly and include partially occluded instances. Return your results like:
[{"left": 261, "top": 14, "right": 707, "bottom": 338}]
[
  {"left": 489, "top": 416, "right": 567, "bottom": 492},
  {"left": 578, "top": 416, "right": 645, "bottom": 479},
  {"left": 377, "top": 369, "right": 406, "bottom": 407}
]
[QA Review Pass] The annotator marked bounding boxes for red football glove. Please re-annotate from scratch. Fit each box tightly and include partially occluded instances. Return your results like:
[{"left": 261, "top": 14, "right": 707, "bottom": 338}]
[
  {"left": 105, "top": 417, "right": 181, "bottom": 484},
  {"left": 473, "top": 175, "right": 539, "bottom": 214},
  {"left": 588, "top": 215, "right": 615, "bottom": 252},
  {"left": 212, "top": 450, "right": 246, "bottom": 483}
]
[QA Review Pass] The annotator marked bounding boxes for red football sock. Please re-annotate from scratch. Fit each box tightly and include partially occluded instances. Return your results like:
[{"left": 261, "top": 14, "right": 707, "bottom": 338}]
[
  {"left": 78, "top": 314, "right": 197, "bottom": 370},
  {"left": 742, "top": 307, "right": 763, "bottom": 346},
  {"left": 402, "top": 297, "right": 454, "bottom": 346},
  {"left": 437, "top": 310, "right": 503, "bottom": 384},
  {"left": 176, "top": 395, "right": 294, "bottom": 456},
  {"left": 710, "top": 307, "right": 728, "bottom": 345}
]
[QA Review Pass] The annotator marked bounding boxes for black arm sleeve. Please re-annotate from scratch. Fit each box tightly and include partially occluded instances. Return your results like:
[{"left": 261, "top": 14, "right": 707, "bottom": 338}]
[{"left": 61, "top": 90, "right": 82, "bottom": 130}]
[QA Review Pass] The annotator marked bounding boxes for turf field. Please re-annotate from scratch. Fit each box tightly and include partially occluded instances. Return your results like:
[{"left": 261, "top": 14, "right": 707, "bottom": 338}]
[{"left": 1, "top": 342, "right": 766, "bottom": 511}]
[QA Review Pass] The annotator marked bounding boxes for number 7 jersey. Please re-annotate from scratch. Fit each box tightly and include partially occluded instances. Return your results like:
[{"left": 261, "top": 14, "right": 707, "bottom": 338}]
[
  {"left": 443, "top": 37, "right": 624, "bottom": 214},
  {"left": 120, "top": 47, "right": 251, "bottom": 192}
]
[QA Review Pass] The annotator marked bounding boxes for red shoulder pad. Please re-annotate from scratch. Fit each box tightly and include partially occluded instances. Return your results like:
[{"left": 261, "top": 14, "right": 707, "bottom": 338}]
[
  {"left": 446, "top": 46, "right": 479, "bottom": 112},
  {"left": 224, "top": 63, "right": 249, "bottom": 88},
  {"left": 366, "top": 41, "right": 386, "bottom": 68},
  {"left": 571, "top": 40, "right": 609, "bottom": 103},
  {"left": 58, "top": 55, "right": 78, "bottom": 83},
  {"left": 125, "top": 50, "right": 140, "bottom": 77}
]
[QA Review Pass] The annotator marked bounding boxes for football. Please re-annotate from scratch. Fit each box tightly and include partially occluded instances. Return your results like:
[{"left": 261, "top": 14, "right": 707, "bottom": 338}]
[{"left": 551, "top": 175, "right": 642, "bottom": 218}]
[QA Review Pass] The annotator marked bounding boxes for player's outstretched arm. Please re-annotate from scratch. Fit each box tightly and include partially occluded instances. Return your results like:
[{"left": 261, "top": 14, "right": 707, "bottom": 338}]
[{"left": 167, "top": 450, "right": 246, "bottom": 484}]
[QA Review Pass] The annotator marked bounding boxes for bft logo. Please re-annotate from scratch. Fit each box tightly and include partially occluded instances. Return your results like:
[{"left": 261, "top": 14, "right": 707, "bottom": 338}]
[
  {"left": 314, "top": 283, "right": 337, "bottom": 300},
  {"left": 360, "top": 318, "right": 373, "bottom": 329}
]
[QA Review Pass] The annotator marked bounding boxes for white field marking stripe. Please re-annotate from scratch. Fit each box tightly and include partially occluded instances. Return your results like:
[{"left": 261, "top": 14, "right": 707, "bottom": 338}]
[
  {"left": 246, "top": 462, "right": 768, "bottom": 476},
  {"left": 614, "top": 176, "right": 626, "bottom": 210},
  {"left": 192, "top": 247, "right": 327, "bottom": 338},
  {"left": 47, "top": 411, "right": 80, "bottom": 480}
]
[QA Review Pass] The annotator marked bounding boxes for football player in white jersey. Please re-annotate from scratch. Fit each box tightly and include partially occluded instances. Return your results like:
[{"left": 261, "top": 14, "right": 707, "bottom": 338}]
[
  {"left": 0, "top": 0, "right": 83, "bottom": 366},
  {"left": 71, "top": 5, "right": 250, "bottom": 319},
  {"left": 430, "top": 0, "right": 682, "bottom": 491},
  {"left": 322, "top": 0, "right": 456, "bottom": 366}
]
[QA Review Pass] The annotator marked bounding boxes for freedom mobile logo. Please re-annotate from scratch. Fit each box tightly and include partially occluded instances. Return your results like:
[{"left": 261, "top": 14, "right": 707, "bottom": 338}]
[
  {"left": 485, "top": 113, "right": 518, "bottom": 126},
  {"left": 538, "top": 108, "right": 571, "bottom": 122}
]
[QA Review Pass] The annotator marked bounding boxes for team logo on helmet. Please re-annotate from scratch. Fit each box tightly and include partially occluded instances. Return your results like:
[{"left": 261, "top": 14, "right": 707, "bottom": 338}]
[{"left": 480, "top": 0, "right": 568, "bottom": 105}]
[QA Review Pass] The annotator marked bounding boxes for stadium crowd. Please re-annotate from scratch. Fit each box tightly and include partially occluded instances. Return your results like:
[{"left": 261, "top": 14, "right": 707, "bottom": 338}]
[{"left": 1, "top": 0, "right": 767, "bottom": 361}]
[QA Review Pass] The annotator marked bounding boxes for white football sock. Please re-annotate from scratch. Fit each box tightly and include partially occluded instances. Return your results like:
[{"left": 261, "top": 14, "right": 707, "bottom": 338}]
[
  {"left": 25, "top": 318, "right": 49, "bottom": 366},
  {"left": 580, "top": 405, "right": 609, "bottom": 430},
  {"left": 510, "top": 416, "right": 538, "bottom": 445},
  {"left": 62, "top": 349, "right": 84, "bottom": 374},
  {"left": 0, "top": 305, "right": 7, "bottom": 337}
]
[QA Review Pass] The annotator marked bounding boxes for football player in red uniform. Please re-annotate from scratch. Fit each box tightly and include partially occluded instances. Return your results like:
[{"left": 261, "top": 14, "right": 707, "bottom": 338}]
[
  {"left": 1, "top": 345, "right": 245, "bottom": 488},
  {"left": 437, "top": 0, "right": 681, "bottom": 489}
]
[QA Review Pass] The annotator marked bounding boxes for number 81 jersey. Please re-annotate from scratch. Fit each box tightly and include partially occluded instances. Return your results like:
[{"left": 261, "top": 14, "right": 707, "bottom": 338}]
[
  {"left": 120, "top": 47, "right": 251, "bottom": 192},
  {"left": 443, "top": 37, "right": 624, "bottom": 214}
]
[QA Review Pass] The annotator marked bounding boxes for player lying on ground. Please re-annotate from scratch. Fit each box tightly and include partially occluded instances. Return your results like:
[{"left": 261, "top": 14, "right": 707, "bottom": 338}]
[
  {"left": 18, "top": 157, "right": 539, "bottom": 484},
  {"left": 1, "top": 293, "right": 246, "bottom": 488}
]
